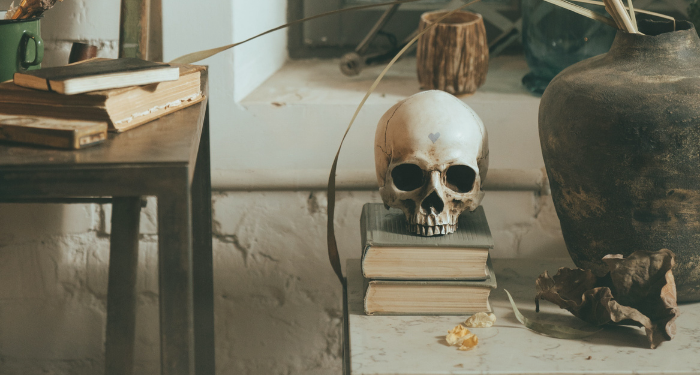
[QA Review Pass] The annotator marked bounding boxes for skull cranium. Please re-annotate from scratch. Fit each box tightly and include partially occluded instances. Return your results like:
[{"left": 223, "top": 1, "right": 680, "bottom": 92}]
[{"left": 374, "top": 90, "right": 488, "bottom": 236}]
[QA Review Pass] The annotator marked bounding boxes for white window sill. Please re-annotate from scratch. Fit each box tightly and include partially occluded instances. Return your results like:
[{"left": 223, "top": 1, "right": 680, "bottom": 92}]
[{"left": 211, "top": 55, "right": 545, "bottom": 191}]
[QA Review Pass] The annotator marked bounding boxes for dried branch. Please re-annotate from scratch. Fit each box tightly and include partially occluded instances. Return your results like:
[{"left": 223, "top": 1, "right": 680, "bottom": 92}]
[
  {"left": 9, "top": 0, "right": 63, "bottom": 20},
  {"left": 542, "top": 0, "right": 618, "bottom": 28}
]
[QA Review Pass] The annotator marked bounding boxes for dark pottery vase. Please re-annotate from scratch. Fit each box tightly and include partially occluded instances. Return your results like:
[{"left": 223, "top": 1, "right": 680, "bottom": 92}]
[{"left": 539, "top": 19, "right": 700, "bottom": 302}]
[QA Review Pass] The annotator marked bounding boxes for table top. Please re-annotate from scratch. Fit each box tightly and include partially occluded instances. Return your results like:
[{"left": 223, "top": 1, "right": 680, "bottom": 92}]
[
  {"left": 347, "top": 258, "right": 700, "bottom": 375},
  {"left": 0, "top": 72, "right": 208, "bottom": 199},
  {"left": 0, "top": 72, "right": 208, "bottom": 170}
]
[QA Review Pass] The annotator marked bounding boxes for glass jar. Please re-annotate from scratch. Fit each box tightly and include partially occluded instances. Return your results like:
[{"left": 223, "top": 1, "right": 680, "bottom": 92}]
[{"left": 521, "top": 0, "right": 616, "bottom": 94}]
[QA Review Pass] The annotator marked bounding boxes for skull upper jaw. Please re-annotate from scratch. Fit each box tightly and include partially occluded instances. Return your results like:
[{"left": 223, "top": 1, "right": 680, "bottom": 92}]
[{"left": 379, "top": 171, "right": 483, "bottom": 236}]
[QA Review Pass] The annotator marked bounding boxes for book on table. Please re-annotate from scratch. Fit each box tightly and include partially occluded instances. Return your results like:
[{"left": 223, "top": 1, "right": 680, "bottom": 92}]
[
  {"left": 0, "top": 64, "right": 204, "bottom": 132},
  {"left": 0, "top": 114, "right": 107, "bottom": 149},
  {"left": 13, "top": 58, "right": 181, "bottom": 95},
  {"left": 361, "top": 257, "right": 497, "bottom": 315},
  {"left": 360, "top": 203, "right": 494, "bottom": 280}
]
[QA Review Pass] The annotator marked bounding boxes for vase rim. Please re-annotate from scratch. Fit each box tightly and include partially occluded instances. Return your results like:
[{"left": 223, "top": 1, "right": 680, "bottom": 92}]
[
  {"left": 420, "top": 10, "right": 482, "bottom": 26},
  {"left": 0, "top": 15, "right": 42, "bottom": 25},
  {"left": 631, "top": 19, "right": 694, "bottom": 37}
]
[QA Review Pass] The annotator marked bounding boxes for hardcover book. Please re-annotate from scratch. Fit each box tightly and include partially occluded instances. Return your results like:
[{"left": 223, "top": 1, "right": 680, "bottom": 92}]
[
  {"left": 0, "top": 64, "right": 204, "bottom": 132},
  {"left": 360, "top": 203, "right": 494, "bottom": 280},
  {"left": 361, "top": 257, "right": 497, "bottom": 315},
  {"left": 0, "top": 114, "right": 107, "bottom": 149},
  {"left": 13, "top": 58, "right": 180, "bottom": 95}
]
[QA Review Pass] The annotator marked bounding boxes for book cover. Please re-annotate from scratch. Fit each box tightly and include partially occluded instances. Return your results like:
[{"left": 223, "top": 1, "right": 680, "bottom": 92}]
[
  {"left": 361, "top": 203, "right": 494, "bottom": 249},
  {"left": 360, "top": 203, "right": 494, "bottom": 280},
  {"left": 363, "top": 257, "right": 497, "bottom": 316},
  {"left": 13, "top": 58, "right": 181, "bottom": 95},
  {"left": 0, "top": 114, "right": 107, "bottom": 149}
]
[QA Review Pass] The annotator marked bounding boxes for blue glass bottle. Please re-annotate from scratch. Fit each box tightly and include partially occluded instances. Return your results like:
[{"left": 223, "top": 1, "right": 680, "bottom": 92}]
[{"left": 521, "top": 0, "right": 617, "bottom": 94}]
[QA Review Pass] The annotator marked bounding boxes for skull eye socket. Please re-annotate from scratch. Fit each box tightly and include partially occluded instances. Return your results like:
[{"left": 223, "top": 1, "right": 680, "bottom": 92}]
[
  {"left": 391, "top": 163, "right": 424, "bottom": 191},
  {"left": 445, "top": 165, "right": 476, "bottom": 193}
]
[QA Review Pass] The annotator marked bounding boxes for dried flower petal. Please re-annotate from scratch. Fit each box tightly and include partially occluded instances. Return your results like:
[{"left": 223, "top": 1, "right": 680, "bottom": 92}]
[
  {"left": 457, "top": 333, "right": 478, "bottom": 350},
  {"left": 446, "top": 324, "right": 471, "bottom": 345},
  {"left": 464, "top": 312, "right": 496, "bottom": 328},
  {"left": 447, "top": 324, "right": 470, "bottom": 337},
  {"left": 536, "top": 249, "right": 679, "bottom": 349},
  {"left": 445, "top": 332, "right": 461, "bottom": 345}
]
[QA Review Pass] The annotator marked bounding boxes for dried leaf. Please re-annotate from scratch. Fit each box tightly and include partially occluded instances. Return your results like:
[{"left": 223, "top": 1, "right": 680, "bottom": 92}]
[
  {"left": 464, "top": 312, "right": 496, "bottom": 328},
  {"left": 536, "top": 249, "right": 679, "bottom": 349},
  {"left": 505, "top": 290, "right": 602, "bottom": 339}
]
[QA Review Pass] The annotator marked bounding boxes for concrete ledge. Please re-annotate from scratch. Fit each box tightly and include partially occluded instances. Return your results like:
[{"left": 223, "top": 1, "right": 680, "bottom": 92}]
[{"left": 211, "top": 167, "right": 548, "bottom": 192}]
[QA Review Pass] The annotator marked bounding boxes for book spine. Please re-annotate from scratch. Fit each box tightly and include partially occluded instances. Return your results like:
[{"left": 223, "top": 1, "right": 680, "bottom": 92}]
[{"left": 0, "top": 126, "right": 73, "bottom": 149}]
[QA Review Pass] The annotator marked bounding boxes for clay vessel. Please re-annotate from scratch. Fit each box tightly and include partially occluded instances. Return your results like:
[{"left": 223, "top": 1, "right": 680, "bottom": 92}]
[{"left": 539, "top": 19, "right": 700, "bottom": 301}]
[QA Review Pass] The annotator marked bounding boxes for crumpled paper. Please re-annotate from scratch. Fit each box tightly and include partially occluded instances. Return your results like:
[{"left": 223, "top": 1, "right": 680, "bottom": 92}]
[{"left": 535, "top": 249, "right": 679, "bottom": 349}]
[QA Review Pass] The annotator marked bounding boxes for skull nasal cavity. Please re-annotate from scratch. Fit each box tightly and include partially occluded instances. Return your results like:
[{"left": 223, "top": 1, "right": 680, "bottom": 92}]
[
  {"left": 421, "top": 191, "right": 444, "bottom": 214},
  {"left": 391, "top": 163, "right": 424, "bottom": 191},
  {"left": 446, "top": 165, "right": 477, "bottom": 193}
]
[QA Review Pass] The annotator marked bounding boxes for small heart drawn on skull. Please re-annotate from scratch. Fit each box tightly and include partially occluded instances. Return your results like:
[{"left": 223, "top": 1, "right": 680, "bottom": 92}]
[{"left": 428, "top": 132, "right": 440, "bottom": 143}]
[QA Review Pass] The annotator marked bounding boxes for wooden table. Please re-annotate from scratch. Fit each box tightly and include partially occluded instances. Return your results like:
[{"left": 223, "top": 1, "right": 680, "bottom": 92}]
[
  {"left": 345, "top": 258, "right": 700, "bottom": 375},
  {"left": 0, "top": 77, "right": 214, "bottom": 375}
]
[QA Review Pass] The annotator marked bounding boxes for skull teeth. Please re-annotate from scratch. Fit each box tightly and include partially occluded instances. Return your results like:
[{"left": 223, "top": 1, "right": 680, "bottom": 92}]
[{"left": 408, "top": 224, "right": 457, "bottom": 236}]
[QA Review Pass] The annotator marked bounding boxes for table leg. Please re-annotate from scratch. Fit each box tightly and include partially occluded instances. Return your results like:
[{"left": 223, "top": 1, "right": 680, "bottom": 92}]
[
  {"left": 106, "top": 196, "right": 142, "bottom": 375},
  {"left": 192, "top": 105, "right": 215, "bottom": 374},
  {"left": 158, "top": 190, "right": 195, "bottom": 375}
]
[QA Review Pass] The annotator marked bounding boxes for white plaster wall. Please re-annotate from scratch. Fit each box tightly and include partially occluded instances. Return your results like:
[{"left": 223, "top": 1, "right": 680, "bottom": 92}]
[
  {"left": 0, "top": 1, "right": 566, "bottom": 375},
  {"left": 0, "top": 190, "right": 564, "bottom": 375}
]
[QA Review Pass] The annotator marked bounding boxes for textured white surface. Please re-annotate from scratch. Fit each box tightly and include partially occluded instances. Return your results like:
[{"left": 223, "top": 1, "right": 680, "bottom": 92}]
[
  {"left": 348, "top": 258, "right": 700, "bottom": 375},
  {"left": 0, "top": 189, "right": 564, "bottom": 375},
  {"left": 218, "top": 56, "right": 542, "bottom": 173},
  {"left": 0, "top": 2, "right": 563, "bottom": 373}
]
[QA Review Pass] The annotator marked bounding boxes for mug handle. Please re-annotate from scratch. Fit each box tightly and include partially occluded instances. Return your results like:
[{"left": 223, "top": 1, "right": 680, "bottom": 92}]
[{"left": 20, "top": 31, "right": 44, "bottom": 69}]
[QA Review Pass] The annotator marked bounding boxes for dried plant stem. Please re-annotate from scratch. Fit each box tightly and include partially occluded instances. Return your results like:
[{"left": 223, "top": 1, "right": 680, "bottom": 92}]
[
  {"left": 169, "top": 0, "right": 424, "bottom": 64},
  {"left": 606, "top": 0, "right": 638, "bottom": 33},
  {"left": 326, "top": 0, "right": 481, "bottom": 285},
  {"left": 542, "top": 0, "right": 618, "bottom": 28},
  {"left": 627, "top": 0, "right": 638, "bottom": 31},
  {"left": 570, "top": 0, "right": 675, "bottom": 24},
  {"left": 505, "top": 290, "right": 602, "bottom": 339},
  {"left": 10, "top": 0, "right": 62, "bottom": 20},
  {"left": 603, "top": 0, "right": 625, "bottom": 29}
]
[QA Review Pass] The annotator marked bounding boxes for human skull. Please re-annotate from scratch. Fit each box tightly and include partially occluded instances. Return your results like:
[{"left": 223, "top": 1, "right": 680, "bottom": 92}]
[{"left": 374, "top": 90, "right": 488, "bottom": 236}]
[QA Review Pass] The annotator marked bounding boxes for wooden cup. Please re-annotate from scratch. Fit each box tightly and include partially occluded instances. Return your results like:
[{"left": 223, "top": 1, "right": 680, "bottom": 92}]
[{"left": 416, "top": 10, "right": 489, "bottom": 95}]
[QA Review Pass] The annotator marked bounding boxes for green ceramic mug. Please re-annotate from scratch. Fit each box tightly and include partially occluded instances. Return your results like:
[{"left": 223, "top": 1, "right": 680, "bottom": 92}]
[{"left": 0, "top": 14, "right": 43, "bottom": 82}]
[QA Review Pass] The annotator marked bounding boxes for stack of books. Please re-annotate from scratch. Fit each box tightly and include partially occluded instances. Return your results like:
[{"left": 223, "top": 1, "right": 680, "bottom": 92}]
[
  {"left": 0, "top": 58, "right": 204, "bottom": 149},
  {"left": 359, "top": 203, "right": 496, "bottom": 315}
]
